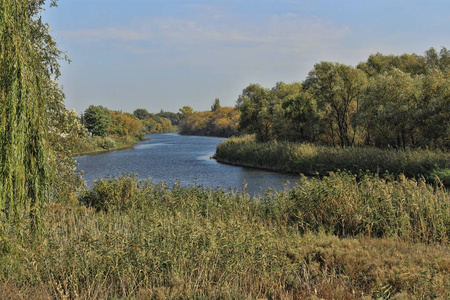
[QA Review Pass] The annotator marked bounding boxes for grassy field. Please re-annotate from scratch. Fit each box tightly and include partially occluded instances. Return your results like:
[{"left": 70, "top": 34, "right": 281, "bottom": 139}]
[
  {"left": 0, "top": 173, "right": 449, "bottom": 299},
  {"left": 215, "top": 135, "right": 450, "bottom": 185}
]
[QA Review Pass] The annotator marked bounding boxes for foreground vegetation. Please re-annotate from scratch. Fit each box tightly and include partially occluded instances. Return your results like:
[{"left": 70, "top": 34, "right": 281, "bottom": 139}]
[
  {"left": 0, "top": 173, "right": 449, "bottom": 299},
  {"left": 215, "top": 135, "right": 450, "bottom": 185}
]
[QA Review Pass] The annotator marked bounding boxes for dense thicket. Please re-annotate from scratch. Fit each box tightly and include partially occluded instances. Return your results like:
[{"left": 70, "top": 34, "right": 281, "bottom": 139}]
[{"left": 237, "top": 48, "right": 450, "bottom": 150}]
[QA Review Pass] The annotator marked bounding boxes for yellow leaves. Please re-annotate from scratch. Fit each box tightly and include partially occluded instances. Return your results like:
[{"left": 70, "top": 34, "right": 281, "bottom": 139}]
[
  {"left": 180, "top": 106, "right": 240, "bottom": 137},
  {"left": 109, "top": 110, "right": 144, "bottom": 137}
]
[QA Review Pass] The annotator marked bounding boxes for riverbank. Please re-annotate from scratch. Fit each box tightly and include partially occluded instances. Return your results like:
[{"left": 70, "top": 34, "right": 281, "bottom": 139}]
[
  {"left": 71, "top": 135, "right": 149, "bottom": 156},
  {"left": 1, "top": 173, "right": 449, "bottom": 299},
  {"left": 215, "top": 135, "right": 450, "bottom": 185}
]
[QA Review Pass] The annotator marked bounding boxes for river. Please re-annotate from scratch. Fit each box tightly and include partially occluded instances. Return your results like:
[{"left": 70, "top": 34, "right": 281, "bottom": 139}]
[{"left": 75, "top": 133, "right": 300, "bottom": 195}]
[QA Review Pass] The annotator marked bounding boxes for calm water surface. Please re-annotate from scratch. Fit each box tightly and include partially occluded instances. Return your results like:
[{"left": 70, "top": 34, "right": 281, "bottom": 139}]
[{"left": 75, "top": 133, "right": 300, "bottom": 194}]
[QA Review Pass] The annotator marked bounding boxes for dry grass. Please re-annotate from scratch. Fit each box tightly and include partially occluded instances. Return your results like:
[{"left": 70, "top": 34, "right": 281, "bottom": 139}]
[{"left": 0, "top": 174, "right": 449, "bottom": 299}]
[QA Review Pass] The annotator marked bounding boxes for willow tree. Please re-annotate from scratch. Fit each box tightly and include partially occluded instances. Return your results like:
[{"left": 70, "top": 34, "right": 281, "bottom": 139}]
[{"left": 0, "top": 0, "right": 65, "bottom": 236}]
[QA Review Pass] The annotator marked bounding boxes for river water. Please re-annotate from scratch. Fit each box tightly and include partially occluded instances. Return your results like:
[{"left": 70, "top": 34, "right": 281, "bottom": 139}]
[{"left": 75, "top": 133, "right": 300, "bottom": 195}]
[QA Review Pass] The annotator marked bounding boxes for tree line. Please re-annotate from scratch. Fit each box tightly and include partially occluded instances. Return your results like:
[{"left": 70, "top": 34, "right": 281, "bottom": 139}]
[
  {"left": 77, "top": 105, "right": 177, "bottom": 139},
  {"left": 237, "top": 48, "right": 450, "bottom": 150},
  {"left": 178, "top": 99, "right": 241, "bottom": 137}
]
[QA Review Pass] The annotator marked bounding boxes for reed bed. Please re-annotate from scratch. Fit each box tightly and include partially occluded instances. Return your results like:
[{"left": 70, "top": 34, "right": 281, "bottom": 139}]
[
  {"left": 0, "top": 173, "right": 449, "bottom": 299},
  {"left": 215, "top": 135, "right": 450, "bottom": 185}
]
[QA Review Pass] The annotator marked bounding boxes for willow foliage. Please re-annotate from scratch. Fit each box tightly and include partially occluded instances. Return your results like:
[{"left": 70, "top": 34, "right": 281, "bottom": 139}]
[{"left": 0, "top": 0, "right": 65, "bottom": 236}]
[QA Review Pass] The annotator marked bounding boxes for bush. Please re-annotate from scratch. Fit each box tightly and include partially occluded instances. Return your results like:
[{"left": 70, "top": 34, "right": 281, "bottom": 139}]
[
  {"left": 81, "top": 174, "right": 144, "bottom": 212},
  {"left": 431, "top": 168, "right": 450, "bottom": 186},
  {"left": 96, "top": 137, "right": 116, "bottom": 149}
]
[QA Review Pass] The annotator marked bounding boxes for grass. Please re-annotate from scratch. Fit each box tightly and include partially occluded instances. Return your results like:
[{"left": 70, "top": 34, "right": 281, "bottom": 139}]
[
  {"left": 0, "top": 173, "right": 449, "bottom": 299},
  {"left": 215, "top": 134, "right": 450, "bottom": 184}
]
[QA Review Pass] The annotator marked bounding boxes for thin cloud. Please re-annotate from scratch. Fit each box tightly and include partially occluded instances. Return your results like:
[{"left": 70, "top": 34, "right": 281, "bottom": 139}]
[
  {"left": 62, "top": 13, "right": 349, "bottom": 50},
  {"left": 64, "top": 27, "right": 149, "bottom": 42}
]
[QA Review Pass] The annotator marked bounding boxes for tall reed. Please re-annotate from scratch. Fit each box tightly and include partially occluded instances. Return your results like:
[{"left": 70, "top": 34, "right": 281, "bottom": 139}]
[
  {"left": 0, "top": 174, "right": 449, "bottom": 299},
  {"left": 215, "top": 135, "right": 450, "bottom": 184}
]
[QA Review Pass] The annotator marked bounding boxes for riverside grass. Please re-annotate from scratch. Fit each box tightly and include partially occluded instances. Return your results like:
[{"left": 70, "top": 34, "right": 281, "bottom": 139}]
[
  {"left": 215, "top": 135, "right": 450, "bottom": 185},
  {"left": 0, "top": 173, "right": 449, "bottom": 299}
]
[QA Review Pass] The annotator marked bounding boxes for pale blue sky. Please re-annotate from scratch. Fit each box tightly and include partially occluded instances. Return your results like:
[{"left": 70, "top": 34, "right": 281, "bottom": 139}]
[{"left": 43, "top": 0, "right": 450, "bottom": 114}]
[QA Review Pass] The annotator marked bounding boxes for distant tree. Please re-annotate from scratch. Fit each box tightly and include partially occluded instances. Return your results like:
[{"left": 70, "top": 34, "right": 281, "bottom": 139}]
[
  {"left": 110, "top": 111, "right": 145, "bottom": 139},
  {"left": 211, "top": 98, "right": 221, "bottom": 112},
  {"left": 178, "top": 106, "right": 194, "bottom": 120},
  {"left": 133, "top": 108, "right": 151, "bottom": 120},
  {"left": 439, "top": 47, "right": 450, "bottom": 71},
  {"left": 156, "top": 110, "right": 180, "bottom": 126},
  {"left": 425, "top": 47, "right": 450, "bottom": 72},
  {"left": 358, "top": 52, "right": 426, "bottom": 77},
  {"left": 425, "top": 47, "right": 440, "bottom": 69},
  {"left": 84, "top": 105, "right": 112, "bottom": 137},
  {"left": 179, "top": 107, "right": 240, "bottom": 137}
]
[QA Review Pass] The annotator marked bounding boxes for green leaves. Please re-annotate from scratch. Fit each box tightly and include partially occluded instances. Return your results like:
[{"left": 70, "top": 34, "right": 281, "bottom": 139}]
[
  {"left": 84, "top": 105, "right": 112, "bottom": 137},
  {"left": 0, "top": 0, "right": 63, "bottom": 236},
  {"left": 306, "top": 62, "right": 367, "bottom": 147}
]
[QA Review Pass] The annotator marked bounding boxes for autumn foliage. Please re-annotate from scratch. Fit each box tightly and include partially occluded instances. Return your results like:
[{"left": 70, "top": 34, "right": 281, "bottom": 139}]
[{"left": 179, "top": 106, "right": 240, "bottom": 137}]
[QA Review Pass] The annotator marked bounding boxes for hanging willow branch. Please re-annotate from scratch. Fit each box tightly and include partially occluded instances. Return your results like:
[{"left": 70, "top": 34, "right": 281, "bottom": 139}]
[{"left": 0, "top": 0, "right": 63, "bottom": 236}]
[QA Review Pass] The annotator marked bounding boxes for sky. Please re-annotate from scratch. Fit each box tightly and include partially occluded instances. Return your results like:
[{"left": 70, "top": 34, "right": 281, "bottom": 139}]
[{"left": 42, "top": 0, "right": 450, "bottom": 114}]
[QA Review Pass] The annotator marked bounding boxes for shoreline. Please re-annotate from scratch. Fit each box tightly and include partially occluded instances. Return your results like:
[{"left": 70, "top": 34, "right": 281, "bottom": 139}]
[
  {"left": 74, "top": 145, "right": 135, "bottom": 157},
  {"left": 213, "top": 155, "right": 320, "bottom": 177},
  {"left": 214, "top": 136, "right": 450, "bottom": 186},
  {"left": 73, "top": 137, "right": 151, "bottom": 157}
]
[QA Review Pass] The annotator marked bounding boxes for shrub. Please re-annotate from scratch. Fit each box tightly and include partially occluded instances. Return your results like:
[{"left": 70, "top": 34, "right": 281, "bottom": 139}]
[
  {"left": 81, "top": 174, "right": 144, "bottom": 212},
  {"left": 96, "top": 137, "right": 116, "bottom": 149}
]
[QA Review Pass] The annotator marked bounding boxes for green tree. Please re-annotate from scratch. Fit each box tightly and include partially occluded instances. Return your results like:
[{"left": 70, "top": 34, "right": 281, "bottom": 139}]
[
  {"left": 415, "top": 68, "right": 450, "bottom": 148},
  {"left": 236, "top": 84, "right": 275, "bottom": 142},
  {"left": 0, "top": 0, "right": 67, "bottom": 235},
  {"left": 281, "top": 90, "right": 319, "bottom": 142},
  {"left": 178, "top": 106, "right": 194, "bottom": 120},
  {"left": 211, "top": 98, "right": 221, "bottom": 112},
  {"left": 425, "top": 47, "right": 450, "bottom": 72},
  {"left": 84, "top": 105, "right": 112, "bottom": 137},
  {"left": 358, "top": 68, "right": 420, "bottom": 149},
  {"left": 133, "top": 108, "right": 151, "bottom": 120},
  {"left": 425, "top": 47, "right": 440, "bottom": 69},
  {"left": 156, "top": 110, "right": 180, "bottom": 126},
  {"left": 358, "top": 52, "right": 426, "bottom": 77},
  {"left": 236, "top": 82, "right": 304, "bottom": 142},
  {"left": 270, "top": 82, "right": 303, "bottom": 141},
  {"left": 305, "top": 62, "right": 367, "bottom": 147}
]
